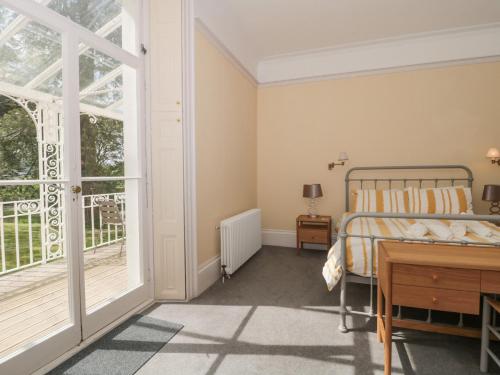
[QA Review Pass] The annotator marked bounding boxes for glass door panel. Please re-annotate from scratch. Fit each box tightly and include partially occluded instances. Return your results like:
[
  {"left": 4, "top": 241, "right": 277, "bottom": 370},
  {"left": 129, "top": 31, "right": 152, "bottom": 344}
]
[
  {"left": 79, "top": 44, "right": 145, "bottom": 337},
  {"left": 0, "top": 7, "right": 79, "bottom": 371},
  {"left": 0, "top": 0, "right": 147, "bottom": 371}
]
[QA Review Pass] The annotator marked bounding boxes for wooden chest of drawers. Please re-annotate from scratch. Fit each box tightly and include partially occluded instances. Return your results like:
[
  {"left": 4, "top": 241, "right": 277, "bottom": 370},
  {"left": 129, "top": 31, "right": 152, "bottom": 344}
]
[{"left": 377, "top": 241, "right": 500, "bottom": 375}]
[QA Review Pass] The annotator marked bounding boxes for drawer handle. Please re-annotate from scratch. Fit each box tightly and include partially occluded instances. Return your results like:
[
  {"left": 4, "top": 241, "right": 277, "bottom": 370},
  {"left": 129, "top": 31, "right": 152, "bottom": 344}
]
[
  {"left": 432, "top": 274, "right": 438, "bottom": 282},
  {"left": 432, "top": 297, "right": 438, "bottom": 304}
]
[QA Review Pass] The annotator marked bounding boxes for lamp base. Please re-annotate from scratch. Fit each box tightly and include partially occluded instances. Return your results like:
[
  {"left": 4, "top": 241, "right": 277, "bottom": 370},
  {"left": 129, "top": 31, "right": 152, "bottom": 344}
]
[
  {"left": 308, "top": 198, "right": 318, "bottom": 217},
  {"left": 490, "top": 201, "right": 500, "bottom": 215}
]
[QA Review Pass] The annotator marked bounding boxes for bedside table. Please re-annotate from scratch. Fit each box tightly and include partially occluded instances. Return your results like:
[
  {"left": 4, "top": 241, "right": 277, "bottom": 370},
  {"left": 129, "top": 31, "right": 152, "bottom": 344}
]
[{"left": 296, "top": 215, "right": 332, "bottom": 254}]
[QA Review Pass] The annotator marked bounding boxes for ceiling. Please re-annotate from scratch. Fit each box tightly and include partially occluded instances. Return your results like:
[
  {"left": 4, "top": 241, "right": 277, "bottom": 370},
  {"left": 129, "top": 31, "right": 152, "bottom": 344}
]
[{"left": 195, "top": 0, "right": 500, "bottom": 81}]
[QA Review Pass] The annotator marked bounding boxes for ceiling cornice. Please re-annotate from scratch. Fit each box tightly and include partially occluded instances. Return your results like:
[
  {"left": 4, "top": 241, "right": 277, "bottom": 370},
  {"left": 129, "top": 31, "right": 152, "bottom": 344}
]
[
  {"left": 257, "top": 23, "right": 500, "bottom": 84},
  {"left": 194, "top": 3, "right": 259, "bottom": 77},
  {"left": 195, "top": 19, "right": 258, "bottom": 86},
  {"left": 194, "top": 19, "right": 500, "bottom": 85}
]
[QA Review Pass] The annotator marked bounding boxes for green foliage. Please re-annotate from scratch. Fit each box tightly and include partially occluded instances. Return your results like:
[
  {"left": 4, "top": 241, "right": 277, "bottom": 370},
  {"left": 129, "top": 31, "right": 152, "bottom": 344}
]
[
  {"left": 81, "top": 114, "right": 124, "bottom": 195},
  {"left": 0, "top": 96, "right": 38, "bottom": 180},
  {"left": 0, "top": 96, "right": 124, "bottom": 201},
  {"left": 0, "top": 96, "right": 39, "bottom": 201}
]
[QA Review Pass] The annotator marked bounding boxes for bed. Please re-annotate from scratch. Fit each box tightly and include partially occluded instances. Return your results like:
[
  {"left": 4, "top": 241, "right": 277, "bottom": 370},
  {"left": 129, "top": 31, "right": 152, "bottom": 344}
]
[{"left": 323, "top": 165, "right": 500, "bottom": 333}]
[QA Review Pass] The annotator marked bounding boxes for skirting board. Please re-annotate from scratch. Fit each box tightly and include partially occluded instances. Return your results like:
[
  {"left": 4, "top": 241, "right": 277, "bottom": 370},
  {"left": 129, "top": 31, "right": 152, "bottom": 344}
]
[
  {"left": 197, "top": 255, "right": 221, "bottom": 296},
  {"left": 262, "top": 229, "right": 337, "bottom": 250}
]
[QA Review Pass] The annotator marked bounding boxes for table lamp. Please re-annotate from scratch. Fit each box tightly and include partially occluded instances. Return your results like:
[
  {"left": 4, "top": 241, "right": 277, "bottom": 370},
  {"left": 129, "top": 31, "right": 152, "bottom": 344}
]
[
  {"left": 303, "top": 184, "right": 323, "bottom": 217},
  {"left": 482, "top": 185, "right": 500, "bottom": 214}
]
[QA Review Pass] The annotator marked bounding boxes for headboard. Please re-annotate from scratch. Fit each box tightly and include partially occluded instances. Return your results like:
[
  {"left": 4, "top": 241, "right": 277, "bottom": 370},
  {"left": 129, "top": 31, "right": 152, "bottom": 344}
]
[{"left": 344, "top": 165, "right": 474, "bottom": 212}]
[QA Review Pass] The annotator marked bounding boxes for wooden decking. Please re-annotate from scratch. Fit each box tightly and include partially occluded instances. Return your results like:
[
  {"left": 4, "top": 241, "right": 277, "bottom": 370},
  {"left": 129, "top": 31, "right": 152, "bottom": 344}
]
[{"left": 0, "top": 244, "right": 128, "bottom": 359}]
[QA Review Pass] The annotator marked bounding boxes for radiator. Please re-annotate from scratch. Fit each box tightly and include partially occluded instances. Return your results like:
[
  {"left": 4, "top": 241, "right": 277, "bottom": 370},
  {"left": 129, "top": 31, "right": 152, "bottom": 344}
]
[{"left": 221, "top": 208, "right": 262, "bottom": 277}]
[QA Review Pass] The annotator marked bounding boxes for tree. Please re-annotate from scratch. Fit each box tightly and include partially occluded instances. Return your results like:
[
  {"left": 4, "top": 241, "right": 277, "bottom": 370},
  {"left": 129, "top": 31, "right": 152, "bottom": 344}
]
[
  {"left": 0, "top": 95, "right": 124, "bottom": 201},
  {"left": 81, "top": 114, "right": 124, "bottom": 196},
  {"left": 0, "top": 96, "right": 39, "bottom": 201}
]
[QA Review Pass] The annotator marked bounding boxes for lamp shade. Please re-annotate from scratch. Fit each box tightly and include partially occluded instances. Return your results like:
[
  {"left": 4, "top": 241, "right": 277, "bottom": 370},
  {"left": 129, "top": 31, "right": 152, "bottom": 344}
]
[
  {"left": 338, "top": 152, "right": 349, "bottom": 162},
  {"left": 303, "top": 184, "right": 323, "bottom": 199},
  {"left": 486, "top": 148, "right": 500, "bottom": 158},
  {"left": 482, "top": 185, "right": 500, "bottom": 202}
]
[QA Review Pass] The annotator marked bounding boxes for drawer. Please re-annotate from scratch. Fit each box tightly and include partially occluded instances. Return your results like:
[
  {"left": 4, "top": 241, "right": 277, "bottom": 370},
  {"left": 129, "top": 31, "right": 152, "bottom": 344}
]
[
  {"left": 393, "top": 264, "right": 479, "bottom": 292},
  {"left": 300, "top": 229, "right": 328, "bottom": 244},
  {"left": 482, "top": 271, "right": 500, "bottom": 294},
  {"left": 392, "top": 285, "right": 479, "bottom": 315}
]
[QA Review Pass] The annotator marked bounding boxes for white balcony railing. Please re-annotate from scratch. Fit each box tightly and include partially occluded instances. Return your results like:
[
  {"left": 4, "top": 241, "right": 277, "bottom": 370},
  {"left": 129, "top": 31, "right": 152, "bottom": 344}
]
[{"left": 0, "top": 192, "right": 125, "bottom": 275}]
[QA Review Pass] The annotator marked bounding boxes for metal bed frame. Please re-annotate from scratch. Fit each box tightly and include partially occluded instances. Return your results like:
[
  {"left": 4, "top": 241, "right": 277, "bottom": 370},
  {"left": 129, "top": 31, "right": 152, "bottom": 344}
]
[{"left": 337, "top": 165, "right": 500, "bottom": 333}]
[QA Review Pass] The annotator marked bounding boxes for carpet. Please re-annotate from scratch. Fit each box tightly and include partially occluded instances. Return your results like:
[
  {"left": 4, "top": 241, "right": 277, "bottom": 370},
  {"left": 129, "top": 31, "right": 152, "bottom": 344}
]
[
  {"left": 136, "top": 246, "right": 500, "bottom": 375},
  {"left": 48, "top": 314, "right": 183, "bottom": 375}
]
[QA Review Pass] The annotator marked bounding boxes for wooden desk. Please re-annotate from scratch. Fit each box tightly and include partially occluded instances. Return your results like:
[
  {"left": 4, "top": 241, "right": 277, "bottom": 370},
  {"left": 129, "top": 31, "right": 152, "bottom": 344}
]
[{"left": 377, "top": 241, "right": 500, "bottom": 375}]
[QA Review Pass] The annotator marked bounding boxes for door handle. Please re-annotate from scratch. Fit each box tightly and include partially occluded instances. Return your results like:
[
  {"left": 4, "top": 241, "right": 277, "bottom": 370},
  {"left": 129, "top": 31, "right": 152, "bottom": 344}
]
[{"left": 71, "top": 185, "right": 82, "bottom": 194}]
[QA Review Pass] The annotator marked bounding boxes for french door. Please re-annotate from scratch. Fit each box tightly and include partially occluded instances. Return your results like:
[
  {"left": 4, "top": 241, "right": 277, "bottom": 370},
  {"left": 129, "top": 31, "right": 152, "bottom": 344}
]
[
  {"left": 0, "top": 1, "right": 150, "bottom": 373},
  {"left": 77, "top": 37, "right": 149, "bottom": 339}
]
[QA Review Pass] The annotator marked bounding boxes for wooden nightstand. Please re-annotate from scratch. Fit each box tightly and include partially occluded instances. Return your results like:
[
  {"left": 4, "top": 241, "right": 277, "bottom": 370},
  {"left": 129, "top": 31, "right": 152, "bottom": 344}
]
[{"left": 296, "top": 215, "right": 332, "bottom": 254}]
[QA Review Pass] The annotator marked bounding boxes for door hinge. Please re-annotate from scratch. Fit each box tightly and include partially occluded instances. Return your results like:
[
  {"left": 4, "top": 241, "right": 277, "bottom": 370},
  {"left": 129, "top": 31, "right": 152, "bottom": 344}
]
[{"left": 141, "top": 43, "right": 148, "bottom": 55}]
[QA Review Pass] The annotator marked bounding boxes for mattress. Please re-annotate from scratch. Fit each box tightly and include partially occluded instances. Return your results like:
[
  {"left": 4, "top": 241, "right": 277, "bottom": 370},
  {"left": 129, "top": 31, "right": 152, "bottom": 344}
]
[{"left": 323, "top": 216, "right": 500, "bottom": 291}]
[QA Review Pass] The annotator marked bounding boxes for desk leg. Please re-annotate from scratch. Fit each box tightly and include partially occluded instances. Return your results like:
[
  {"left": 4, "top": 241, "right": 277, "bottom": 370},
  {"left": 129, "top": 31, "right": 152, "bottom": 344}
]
[
  {"left": 377, "top": 281, "right": 383, "bottom": 343},
  {"left": 384, "top": 264, "right": 392, "bottom": 375},
  {"left": 480, "top": 297, "right": 491, "bottom": 373}
]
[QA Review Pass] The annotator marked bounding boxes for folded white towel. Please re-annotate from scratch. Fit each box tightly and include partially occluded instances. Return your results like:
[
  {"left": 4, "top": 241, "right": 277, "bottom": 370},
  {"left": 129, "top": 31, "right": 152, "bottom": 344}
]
[
  {"left": 466, "top": 221, "right": 492, "bottom": 237},
  {"left": 407, "top": 223, "right": 428, "bottom": 238},
  {"left": 450, "top": 222, "right": 467, "bottom": 238},
  {"left": 420, "top": 220, "right": 454, "bottom": 240}
]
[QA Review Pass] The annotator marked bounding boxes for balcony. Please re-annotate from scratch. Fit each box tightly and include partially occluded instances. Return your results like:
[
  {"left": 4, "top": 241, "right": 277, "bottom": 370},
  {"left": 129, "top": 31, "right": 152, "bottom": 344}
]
[{"left": 0, "top": 193, "right": 127, "bottom": 358}]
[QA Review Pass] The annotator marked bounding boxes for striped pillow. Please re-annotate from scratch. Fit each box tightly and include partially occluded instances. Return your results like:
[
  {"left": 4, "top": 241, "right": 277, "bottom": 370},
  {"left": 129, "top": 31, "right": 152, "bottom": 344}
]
[
  {"left": 405, "top": 186, "right": 473, "bottom": 214},
  {"left": 353, "top": 189, "right": 407, "bottom": 213}
]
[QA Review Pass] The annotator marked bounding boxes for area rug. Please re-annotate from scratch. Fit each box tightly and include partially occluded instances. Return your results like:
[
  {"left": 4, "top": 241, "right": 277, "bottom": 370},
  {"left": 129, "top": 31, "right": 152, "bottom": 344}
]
[{"left": 48, "top": 314, "right": 183, "bottom": 375}]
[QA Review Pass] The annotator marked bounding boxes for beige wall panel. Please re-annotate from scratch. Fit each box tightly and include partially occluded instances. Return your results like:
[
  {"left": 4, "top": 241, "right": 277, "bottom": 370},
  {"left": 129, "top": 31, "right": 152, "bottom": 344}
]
[
  {"left": 195, "top": 30, "right": 258, "bottom": 265},
  {"left": 258, "top": 62, "right": 500, "bottom": 230}
]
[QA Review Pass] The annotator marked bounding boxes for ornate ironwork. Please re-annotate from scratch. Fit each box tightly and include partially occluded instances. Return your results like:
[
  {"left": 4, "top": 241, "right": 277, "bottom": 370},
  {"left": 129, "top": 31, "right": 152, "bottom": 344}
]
[{"left": 0, "top": 92, "right": 64, "bottom": 262}]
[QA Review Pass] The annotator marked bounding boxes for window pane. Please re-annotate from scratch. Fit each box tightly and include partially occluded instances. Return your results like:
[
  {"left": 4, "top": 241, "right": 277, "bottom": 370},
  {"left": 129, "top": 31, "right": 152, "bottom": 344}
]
[
  {"left": 80, "top": 114, "right": 124, "bottom": 178},
  {"left": 79, "top": 48, "right": 121, "bottom": 89},
  {"left": 48, "top": 0, "right": 122, "bottom": 33},
  {"left": 82, "top": 74, "right": 122, "bottom": 109},
  {"left": 35, "top": 0, "right": 139, "bottom": 53},
  {"left": 0, "top": 20, "right": 61, "bottom": 86},
  {"left": 0, "top": 6, "right": 18, "bottom": 34},
  {"left": 35, "top": 29, "right": 123, "bottom": 97}
]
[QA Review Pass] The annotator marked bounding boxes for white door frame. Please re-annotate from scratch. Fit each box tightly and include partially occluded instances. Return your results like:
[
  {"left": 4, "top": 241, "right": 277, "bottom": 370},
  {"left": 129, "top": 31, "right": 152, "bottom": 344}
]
[
  {"left": 182, "top": 0, "right": 198, "bottom": 300},
  {"left": 148, "top": 0, "right": 197, "bottom": 301}
]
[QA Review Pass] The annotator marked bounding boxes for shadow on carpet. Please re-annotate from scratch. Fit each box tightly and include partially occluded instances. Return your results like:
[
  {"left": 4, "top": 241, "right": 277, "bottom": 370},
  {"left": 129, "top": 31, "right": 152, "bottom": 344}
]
[{"left": 48, "top": 315, "right": 183, "bottom": 375}]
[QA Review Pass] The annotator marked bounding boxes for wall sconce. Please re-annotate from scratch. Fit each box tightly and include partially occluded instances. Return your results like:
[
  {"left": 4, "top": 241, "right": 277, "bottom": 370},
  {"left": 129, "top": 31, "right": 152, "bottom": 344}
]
[
  {"left": 328, "top": 152, "right": 349, "bottom": 170},
  {"left": 486, "top": 148, "right": 500, "bottom": 166}
]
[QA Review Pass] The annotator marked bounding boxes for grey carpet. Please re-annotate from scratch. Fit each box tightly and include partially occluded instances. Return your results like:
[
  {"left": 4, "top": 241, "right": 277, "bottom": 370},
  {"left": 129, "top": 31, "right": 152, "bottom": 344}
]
[
  {"left": 48, "top": 315, "right": 183, "bottom": 375},
  {"left": 136, "top": 246, "right": 499, "bottom": 375}
]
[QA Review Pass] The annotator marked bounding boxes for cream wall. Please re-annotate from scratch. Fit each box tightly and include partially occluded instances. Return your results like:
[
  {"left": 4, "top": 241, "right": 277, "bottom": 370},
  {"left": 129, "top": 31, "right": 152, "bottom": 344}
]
[
  {"left": 196, "top": 29, "right": 258, "bottom": 266},
  {"left": 258, "top": 62, "right": 500, "bottom": 230}
]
